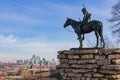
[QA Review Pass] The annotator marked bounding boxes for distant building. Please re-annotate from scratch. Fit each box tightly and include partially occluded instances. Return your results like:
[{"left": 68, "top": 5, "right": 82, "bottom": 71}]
[
  {"left": 24, "top": 60, "right": 29, "bottom": 64},
  {"left": 16, "top": 60, "right": 23, "bottom": 65},
  {"left": 51, "top": 59, "right": 56, "bottom": 65},
  {"left": 32, "top": 55, "right": 36, "bottom": 59}
]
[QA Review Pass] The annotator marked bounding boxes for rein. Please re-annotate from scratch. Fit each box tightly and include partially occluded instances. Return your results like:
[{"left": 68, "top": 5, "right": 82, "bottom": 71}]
[{"left": 65, "top": 28, "right": 74, "bottom": 33}]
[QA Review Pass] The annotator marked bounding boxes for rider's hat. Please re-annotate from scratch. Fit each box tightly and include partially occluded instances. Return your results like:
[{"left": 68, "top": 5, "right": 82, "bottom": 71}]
[{"left": 82, "top": 5, "right": 86, "bottom": 12}]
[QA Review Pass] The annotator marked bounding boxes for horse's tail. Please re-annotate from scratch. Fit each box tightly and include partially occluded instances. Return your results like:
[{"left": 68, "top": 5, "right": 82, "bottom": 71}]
[
  {"left": 99, "top": 22, "right": 103, "bottom": 35},
  {"left": 99, "top": 22, "right": 105, "bottom": 47}
]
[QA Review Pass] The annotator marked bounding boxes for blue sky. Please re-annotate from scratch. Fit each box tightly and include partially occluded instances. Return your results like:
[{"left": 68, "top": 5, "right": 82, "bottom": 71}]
[{"left": 0, "top": 0, "right": 118, "bottom": 62}]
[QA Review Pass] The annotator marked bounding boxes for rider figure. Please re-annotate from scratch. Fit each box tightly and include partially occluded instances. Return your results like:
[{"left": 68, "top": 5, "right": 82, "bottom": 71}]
[
  {"left": 81, "top": 5, "right": 91, "bottom": 26},
  {"left": 77, "top": 5, "right": 91, "bottom": 40}
]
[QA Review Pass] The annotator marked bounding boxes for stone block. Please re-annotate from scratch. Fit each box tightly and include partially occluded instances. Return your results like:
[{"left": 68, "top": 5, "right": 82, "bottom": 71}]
[
  {"left": 71, "top": 64, "right": 98, "bottom": 69},
  {"left": 86, "top": 78, "right": 91, "bottom": 80},
  {"left": 59, "top": 59, "right": 68, "bottom": 64},
  {"left": 81, "top": 54, "right": 94, "bottom": 59},
  {"left": 72, "top": 69, "right": 93, "bottom": 73},
  {"left": 60, "top": 71, "right": 65, "bottom": 76},
  {"left": 72, "top": 77, "right": 86, "bottom": 80},
  {"left": 65, "top": 68, "right": 72, "bottom": 72},
  {"left": 99, "top": 70, "right": 120, "bottom": 74},
  {"left": 57, "top": 51, "right": 64, "bottom": 54},
  {"left": 57, "top": 54, "right": 68, "bottom": 59},
  {"left": 81, "top": 77, "right": 85, "bottom": 80},
  {"left": 108, "top": 54, "right": 120, "bottom": 59},
  {"left": 102, "top": 65, "right": 120, "bottom": 70},
  {"left": 84, "top": 73, "right": 92, "bottom": 77},
  {"left": 106, "top": 74, "right": 120, "bottom": 79},
  {"left": 59, "top": 68, "right": 66, "bottom": 72},
  {"left": 112, "top": 59, "right": 120, "bottom": 64},
  {"left": 88, "top": 78, "right": 99, "bottom": 80},
  {"left": 78, "top": 59, "right": 96, "bottom": 64},
  {"left": 93, "top": 73, "right": 104, "bottom": 77},
  {"left": 78, "top": 49, "right": 98, "bottom": 54},
  {"left": 67, "top": 73, "right": 74, "bottom": 77},
  {"left": 64, "top": 49, "right": 98, "bottom": 54},
  {"left": 58, "top": 64, "right": 69, "bottom": 68},
  {"left": 69, "top": 60, "right": 77, "bottom": 64},
  {"left": 68, "top": 73, "right": 82, "bottom": 77},
  {"left": 62, "top": 76, "right": 67, "bottom": 80},
  {"left": 68, "top": 55, "right": 80, "bottom": 59},
  {"left": 72, "top": 78, "right": 80, "bottom": 80},
  {"left": 97, "top": 59, "right": 110, "bottom": 65},
  {"left": 95, "top": 55, "right": 105, "bottom": 60},
  {"left": 111, "top": 74, "right": 120, "bottom": 79},
  {"left": 90, "top": 78, "right": 108, "bottom": 80},
  {"left": 97, "top": 78, "right": 108, "bottom": 80},
  {"left": 110, "top": 48, "right": 120, "bottom": 54}
]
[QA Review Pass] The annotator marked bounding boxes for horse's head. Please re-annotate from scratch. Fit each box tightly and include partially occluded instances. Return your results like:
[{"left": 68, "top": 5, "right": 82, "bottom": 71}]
[{"left": 63, "top": 17, "right": 71, "bottom": 28}]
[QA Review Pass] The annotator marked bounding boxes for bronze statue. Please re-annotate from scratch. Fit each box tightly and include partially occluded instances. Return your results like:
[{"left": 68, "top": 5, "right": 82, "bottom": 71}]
[{"left": 63, "top": 6, "right": 105, "bottom": 48}]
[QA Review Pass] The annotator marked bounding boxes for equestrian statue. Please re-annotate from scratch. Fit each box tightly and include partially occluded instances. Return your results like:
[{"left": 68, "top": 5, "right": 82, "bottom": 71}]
[{"left": 63, "top": 5, "right": 105, "bottom": 48}]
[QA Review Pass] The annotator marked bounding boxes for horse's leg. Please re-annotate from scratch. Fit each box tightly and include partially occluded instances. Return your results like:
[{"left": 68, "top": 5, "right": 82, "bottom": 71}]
[
  {"left": 78, "top": 34, "right": 84, "bottom": 40},
  {"left": 78, "top": 34, "right": 83, "bottom": 48},
  {"left": 95, "top": 31, "right": 99, "bottom": 48},
  {"left": 82, "top": 34, "right": 85, "bottom": 40},
  {"left": 99, "top": 29, "right": 105, "bottom": 48},
  {"left": 79, "top": 37, "right": 83, "bottom": 48}
]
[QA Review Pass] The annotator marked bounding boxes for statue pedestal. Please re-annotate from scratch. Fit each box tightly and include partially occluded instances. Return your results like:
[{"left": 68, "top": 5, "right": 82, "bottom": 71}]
[{"left": 57, "top": 48, "right": 120, "bottom": 80}]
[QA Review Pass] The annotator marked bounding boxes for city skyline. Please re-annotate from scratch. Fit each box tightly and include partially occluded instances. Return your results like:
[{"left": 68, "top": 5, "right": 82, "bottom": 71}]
[
  {"left": 0, "top": 0, "right": 118, "bottom": 62},
  {"left": 0, "top": 54, "right": 57, "bottom": 64}
]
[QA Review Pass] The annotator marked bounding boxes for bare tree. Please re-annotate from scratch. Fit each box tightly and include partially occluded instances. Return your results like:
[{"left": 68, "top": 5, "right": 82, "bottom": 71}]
[
  {"left": 109, "top": 0, "right": 120, "bottom": 36},
  {"left": 104, "top": 36, "right": 115, "bottom": 48}
]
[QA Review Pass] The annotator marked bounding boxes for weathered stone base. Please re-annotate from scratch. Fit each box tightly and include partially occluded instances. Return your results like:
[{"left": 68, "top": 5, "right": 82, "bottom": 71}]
[{"left": 57, "top": 48, "right": 120, "bottom": 80}]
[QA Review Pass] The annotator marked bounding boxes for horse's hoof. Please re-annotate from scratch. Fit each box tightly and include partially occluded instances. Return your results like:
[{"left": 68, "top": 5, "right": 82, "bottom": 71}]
[
  {"left": 103, "top": 45, "right": 105, "bottom": 48},
  {"left": 82, "top": 37, "right": 84, "bottom": 40},
  {"left": 79, "top": 46, "right": 82, "bottom": 48},
  {"left": 94, "top": 46, "right": 98, "bottom": 49}
]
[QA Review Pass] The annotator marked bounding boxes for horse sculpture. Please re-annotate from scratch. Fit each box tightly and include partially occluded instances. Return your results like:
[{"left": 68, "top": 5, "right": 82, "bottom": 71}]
[{"left": 63, "top": 18, "right": 105, "bottom": 48}]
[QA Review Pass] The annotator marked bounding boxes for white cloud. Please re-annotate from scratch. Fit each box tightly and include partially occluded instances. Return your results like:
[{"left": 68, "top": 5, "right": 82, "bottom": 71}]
[
  {"left": 0, "top": 34, "right": 78, "bottom": 62},
  {"left": 0, "top": 34, "right": 17, "bottom": 44}
]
